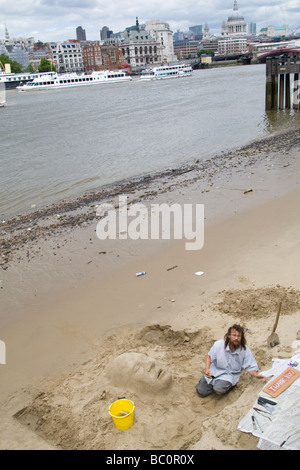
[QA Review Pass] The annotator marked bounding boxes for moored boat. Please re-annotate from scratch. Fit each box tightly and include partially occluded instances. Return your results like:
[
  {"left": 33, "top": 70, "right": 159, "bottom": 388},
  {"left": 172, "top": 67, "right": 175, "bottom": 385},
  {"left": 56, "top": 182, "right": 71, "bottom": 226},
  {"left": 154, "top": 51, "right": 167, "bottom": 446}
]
[
  {"left": 140, "top": 64, "right": 193, "bottom": 80},
  {"left": 0, "top": 81, "right": 5, "bottom": 106},
  {"left": 0, "top": 71, "right": 57, "bottom": 89},
  {"left": 17, "top": 70, "right": 132, "bottom": 91}
]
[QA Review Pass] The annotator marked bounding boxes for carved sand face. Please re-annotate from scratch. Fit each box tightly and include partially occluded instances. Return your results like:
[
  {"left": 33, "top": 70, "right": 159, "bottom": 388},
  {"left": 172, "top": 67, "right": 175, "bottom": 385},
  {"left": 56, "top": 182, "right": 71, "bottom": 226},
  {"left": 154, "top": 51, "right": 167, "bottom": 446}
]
[{"left": 105, "top": 352, "right": 172, "bottom": 392}]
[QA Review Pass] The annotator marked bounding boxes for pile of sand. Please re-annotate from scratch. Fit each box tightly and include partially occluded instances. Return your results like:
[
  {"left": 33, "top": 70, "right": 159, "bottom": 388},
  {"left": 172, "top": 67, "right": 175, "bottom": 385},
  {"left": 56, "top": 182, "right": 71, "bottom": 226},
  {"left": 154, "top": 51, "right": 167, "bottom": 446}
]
[{"left": 213, "top": 285, "right": 300, "bottom": 319}]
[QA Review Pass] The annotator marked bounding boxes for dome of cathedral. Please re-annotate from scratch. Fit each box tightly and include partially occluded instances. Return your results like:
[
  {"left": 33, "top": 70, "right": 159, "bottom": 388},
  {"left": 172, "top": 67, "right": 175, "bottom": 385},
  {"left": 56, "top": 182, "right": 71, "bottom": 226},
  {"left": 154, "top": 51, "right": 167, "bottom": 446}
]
[
  {"left": 227, "top": 13, "right": 245, "bottom": 22},
  {"left": 227, "top": 1, "right": 244, "bottom": 22},
  {"left": 221, "top": 1, "right": 247, "bottom": 36}
]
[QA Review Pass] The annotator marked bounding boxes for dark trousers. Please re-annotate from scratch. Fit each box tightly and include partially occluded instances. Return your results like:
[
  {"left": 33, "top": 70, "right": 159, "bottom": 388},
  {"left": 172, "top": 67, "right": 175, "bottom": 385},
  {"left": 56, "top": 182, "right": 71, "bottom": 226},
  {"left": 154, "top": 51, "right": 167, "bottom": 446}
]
[{"left": 196, "top": 375, "right": 233, "bottom": 397}]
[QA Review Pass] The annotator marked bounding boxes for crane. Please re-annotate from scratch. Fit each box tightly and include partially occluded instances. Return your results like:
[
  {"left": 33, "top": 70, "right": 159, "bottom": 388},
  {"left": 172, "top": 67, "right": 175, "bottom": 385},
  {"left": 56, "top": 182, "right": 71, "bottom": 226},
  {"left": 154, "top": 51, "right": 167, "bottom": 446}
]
[{"left": 290, "top": 26, "right": 300, "bottom": 35}]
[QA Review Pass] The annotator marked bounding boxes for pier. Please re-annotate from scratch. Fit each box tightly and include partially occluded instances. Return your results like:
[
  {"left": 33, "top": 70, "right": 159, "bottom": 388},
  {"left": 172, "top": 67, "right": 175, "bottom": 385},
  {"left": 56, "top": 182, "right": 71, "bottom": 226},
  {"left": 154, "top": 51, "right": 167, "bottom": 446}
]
[{"left": 266, "top": 53, "right": 300, "bottom": 110}]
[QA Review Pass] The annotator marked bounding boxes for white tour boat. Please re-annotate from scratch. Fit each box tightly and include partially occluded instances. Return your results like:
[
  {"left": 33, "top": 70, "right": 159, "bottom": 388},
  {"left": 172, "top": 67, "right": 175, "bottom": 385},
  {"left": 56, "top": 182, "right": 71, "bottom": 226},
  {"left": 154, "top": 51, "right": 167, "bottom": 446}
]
[
  {"left": 0, "top": 81, "right": 5, "bottom": 107},
  {"left": 0, "top": 70, "right": 57, "bottom": 89},
  {"left": 17, "top": 70, "right": 132, "bottom": 91},
  {"left": 140, "top": 64, "right": 193, "bottom": 81}
]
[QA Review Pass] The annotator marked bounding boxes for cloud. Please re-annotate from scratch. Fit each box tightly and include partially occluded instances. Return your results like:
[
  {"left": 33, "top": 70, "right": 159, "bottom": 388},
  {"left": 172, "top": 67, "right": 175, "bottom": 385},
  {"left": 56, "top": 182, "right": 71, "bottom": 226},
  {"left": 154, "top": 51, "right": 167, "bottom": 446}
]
[
  {"left": 40, "top": 0, "right": 98, "bottom": 9},
  {"left": 1, "top": 1, "right": 300, "bottom": 42}
]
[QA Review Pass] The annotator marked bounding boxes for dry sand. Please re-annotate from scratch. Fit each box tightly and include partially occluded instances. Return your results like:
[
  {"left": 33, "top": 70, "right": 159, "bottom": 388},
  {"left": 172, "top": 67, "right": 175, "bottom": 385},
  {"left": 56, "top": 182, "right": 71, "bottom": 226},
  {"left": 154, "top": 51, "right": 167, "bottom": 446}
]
[{"left": 1, "top": 129, "right": 300, "bottom": 450}]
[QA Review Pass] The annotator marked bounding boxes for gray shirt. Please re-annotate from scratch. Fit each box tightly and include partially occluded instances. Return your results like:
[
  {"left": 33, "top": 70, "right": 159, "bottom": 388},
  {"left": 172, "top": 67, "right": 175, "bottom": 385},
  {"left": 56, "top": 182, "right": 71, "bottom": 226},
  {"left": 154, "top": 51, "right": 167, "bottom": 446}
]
[{"left": 205, "top": 339, "right": 258, "bottom": 386}]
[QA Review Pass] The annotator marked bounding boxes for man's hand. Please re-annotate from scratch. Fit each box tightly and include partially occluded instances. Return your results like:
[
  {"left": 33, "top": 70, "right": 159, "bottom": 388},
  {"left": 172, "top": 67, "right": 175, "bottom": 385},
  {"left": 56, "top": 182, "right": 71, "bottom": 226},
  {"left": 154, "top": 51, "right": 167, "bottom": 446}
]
[
  {"left": 248, "top": 370, "right": 268, "bottom": 380},
  {"left": 256, "top": 374, "right": 268, "bottom": 380}
]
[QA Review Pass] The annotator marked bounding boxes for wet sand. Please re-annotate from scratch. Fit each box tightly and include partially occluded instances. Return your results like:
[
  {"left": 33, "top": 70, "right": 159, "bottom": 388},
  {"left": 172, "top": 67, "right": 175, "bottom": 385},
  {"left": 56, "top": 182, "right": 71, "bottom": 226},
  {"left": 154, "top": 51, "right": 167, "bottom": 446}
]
[{"left": 0, "top": 128, "right": 300, "bottom": 449}]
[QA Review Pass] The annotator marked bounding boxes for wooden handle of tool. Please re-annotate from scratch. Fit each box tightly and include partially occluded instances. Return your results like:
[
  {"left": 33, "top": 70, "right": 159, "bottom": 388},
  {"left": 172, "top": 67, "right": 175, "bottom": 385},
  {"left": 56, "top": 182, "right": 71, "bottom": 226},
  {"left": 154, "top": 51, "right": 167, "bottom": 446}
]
[{"left": 272, "top": 301, "right": 282, "bottom": 333}]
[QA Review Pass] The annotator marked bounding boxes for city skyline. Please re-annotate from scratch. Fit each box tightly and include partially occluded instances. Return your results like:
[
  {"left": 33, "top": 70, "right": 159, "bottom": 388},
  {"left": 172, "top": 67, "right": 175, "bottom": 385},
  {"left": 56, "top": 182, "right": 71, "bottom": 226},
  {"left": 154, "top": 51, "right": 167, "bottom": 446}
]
[{"left": 1, "top": 0, "right": 300, "bottom": 42}]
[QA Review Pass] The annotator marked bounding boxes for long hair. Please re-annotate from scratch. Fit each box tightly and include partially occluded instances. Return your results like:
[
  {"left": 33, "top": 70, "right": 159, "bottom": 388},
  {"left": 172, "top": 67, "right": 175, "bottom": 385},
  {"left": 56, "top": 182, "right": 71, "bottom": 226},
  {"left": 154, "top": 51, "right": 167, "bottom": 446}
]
[{"left": 224, "top": 324, "right": 246, "bottom": 350}]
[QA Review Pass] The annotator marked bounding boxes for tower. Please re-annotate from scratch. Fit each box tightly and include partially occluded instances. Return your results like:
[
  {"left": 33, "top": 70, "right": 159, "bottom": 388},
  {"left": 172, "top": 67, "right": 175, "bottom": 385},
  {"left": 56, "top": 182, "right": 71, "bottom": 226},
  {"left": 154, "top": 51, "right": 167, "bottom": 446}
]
[
  {"left": 4, "top": 23, "right": 10, "bottom": 43},
  {"left": 203, "top": 23, "right": 211, "bottom": 40},
  {"left": 76, "top": 26, "right": 86, "bottom": 41}
]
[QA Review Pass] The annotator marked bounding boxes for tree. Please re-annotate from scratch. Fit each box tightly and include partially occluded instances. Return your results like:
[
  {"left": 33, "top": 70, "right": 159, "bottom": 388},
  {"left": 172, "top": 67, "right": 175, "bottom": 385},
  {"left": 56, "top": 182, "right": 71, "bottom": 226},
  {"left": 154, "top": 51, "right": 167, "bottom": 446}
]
[
  {"left": 24, "top": 63, "right": 35, "bottom": 73},
  {"left": 0, "top": 54, "right": 10, "bottom": 70},
  {"left": 198, "top": 49, "right": 215, "bottom": 58},
  {"left": 10, "top": 60, "right": 23, "bottom": 73},
  {"left": 38, "top": 57, "right": 56, "bottom": 72},
  {"left": 0, "top": 53, "right": 22, "bottom": 73}
]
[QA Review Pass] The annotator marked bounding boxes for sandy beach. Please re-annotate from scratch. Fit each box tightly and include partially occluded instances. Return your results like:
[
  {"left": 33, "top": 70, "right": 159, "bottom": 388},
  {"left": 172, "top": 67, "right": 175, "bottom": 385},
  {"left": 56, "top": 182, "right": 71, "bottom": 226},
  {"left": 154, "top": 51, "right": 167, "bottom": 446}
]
[{"left": 1, "top": 128, "right": 300, "bottom": 450}]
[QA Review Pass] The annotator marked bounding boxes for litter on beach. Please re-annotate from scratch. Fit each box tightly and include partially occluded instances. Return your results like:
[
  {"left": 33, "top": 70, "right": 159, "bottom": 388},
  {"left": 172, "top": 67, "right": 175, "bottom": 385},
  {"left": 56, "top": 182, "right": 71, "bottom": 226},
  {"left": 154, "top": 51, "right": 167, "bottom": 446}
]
[
  {"left": 195, "top": 271, "right": 204, "bottom": 276},
  {"left": 167, "top": 265, "right": 178, "bottom": 271},
  {"left": 136, "top": 271, "right": 146, "bottom": 277},
  {"left": 238, "top": 353, "right": 300, "bottom": 450}
]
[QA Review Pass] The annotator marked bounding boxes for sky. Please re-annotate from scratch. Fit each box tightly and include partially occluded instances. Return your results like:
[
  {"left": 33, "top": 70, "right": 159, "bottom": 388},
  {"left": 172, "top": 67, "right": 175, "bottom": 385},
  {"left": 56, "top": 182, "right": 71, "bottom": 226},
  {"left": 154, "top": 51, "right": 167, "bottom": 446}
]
[{"left": 1, "top": 0, "right": 300, "bottom": 43}]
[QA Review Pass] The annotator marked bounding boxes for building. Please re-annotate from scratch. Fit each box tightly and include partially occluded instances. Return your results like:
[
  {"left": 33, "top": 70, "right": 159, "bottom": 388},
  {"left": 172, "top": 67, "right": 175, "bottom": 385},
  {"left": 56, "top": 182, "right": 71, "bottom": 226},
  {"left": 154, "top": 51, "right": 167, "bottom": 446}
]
[
  {"left": 28, "top": 42, "right": 53, "bottom": 71},
  {"left": 145, "top": 20, "right": 177, "bottom": 63},
  {"left": 82, "top": 42, "right": 102, "bottom": 70},
  {"left": 76, "top": 26, "right": 86, "bottom": 41},
  {"left": 48, "top": 41, "right": 84, "bottom": 73},
  {"left": 221, "top": 1, "right": 247, "bottom": 37},
  {"left": 173, "top": 40, "right": 199, "bottom": 59},
  {"left": 100, "top": 26, "right": 113, "bottom": 40},
  {"left": 202, "top": 23, "right": 211, "bottom": 40},
  {"left": 218, "top": 37, "right": 247, "bottom": 55},
  {"left": 173, "top": 30, "right": 185, "bottom": 42},
  {"left": 189, "top": 25, "right": 203, "bottom": 40},
  {"left": 201, "top": 55, "right": 212, "bottom": 65},
  {"left": 200, "top": 38, "right": 219, "bottom": 54},
  {"left": 248, "top": 23, "right": 256, "bottom": 35},
  {"left": 259, "top": 25, "right": 289, "bottom": 38},
  {"left": 121, "top": 18, "right": 162, "bottom": 69},
  {"left": 82, "top": 40, "right": 127, "bottom": 71},
  {"left": 100, "top": 41, "right": 127, "bottom": 70},
  {"left": 0, "top": 43, "right": 29, "bottom": 69}
]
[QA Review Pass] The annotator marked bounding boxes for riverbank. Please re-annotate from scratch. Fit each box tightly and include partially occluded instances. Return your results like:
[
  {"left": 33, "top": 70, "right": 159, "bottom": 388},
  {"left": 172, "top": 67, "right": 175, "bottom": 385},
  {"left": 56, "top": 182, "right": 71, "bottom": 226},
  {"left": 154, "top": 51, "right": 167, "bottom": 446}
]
[
  {"left": 0, "top": 127, "right": 300, "bottom": 449},
  {"left": 2, "top": 127, "right": 300, "bottom": 270}
]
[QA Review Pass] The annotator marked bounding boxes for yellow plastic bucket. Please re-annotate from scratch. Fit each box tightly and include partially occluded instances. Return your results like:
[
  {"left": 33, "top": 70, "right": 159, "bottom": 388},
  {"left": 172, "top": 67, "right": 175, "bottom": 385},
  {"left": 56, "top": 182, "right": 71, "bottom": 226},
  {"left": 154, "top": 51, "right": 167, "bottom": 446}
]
[{"left": 109, "top": 398, "right": 135, "bottom": 430}]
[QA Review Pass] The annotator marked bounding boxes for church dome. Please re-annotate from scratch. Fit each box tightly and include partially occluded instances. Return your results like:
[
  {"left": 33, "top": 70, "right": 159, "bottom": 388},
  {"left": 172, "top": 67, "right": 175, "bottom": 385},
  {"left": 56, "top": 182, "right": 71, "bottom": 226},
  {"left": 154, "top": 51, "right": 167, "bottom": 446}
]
[
  {"left": 222, "top": 1, "right": 247, "bottom": 36},
  {"left": 228, "top": 13, "right": 245, "bottom": 21}
]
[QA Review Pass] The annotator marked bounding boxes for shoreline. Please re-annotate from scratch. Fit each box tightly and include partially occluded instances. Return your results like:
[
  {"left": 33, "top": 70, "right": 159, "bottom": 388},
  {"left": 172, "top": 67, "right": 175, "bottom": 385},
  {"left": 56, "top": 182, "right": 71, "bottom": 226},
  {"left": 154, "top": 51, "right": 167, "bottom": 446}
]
[
  {"left": 1, "top": 125, "right": 300, "bottom": 271},
  {"left": 1, "top": 126, "right": 300, "bottom": 450}
]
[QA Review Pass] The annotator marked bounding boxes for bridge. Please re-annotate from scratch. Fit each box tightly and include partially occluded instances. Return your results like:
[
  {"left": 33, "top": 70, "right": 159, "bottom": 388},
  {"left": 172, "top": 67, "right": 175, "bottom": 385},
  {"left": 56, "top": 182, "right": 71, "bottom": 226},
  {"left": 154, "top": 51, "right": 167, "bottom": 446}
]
[{"left": 258, "top": 47, "right": 300, "bottom": 62}]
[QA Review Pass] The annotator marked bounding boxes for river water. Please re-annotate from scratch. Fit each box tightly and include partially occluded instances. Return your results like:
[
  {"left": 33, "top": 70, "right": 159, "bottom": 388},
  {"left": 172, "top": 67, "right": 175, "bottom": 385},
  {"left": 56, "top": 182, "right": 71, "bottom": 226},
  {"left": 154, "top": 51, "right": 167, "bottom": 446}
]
[{"left": 1, "top": 63, "right": 300, "bottom": 219}]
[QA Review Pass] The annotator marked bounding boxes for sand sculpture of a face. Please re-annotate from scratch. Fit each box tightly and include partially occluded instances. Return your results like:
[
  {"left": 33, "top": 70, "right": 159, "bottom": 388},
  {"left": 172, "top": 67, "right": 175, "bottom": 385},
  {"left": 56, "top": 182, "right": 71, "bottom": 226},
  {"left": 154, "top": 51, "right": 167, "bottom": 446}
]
[{"left": 105, "top": 352, "right": 172, "bottom": 393}]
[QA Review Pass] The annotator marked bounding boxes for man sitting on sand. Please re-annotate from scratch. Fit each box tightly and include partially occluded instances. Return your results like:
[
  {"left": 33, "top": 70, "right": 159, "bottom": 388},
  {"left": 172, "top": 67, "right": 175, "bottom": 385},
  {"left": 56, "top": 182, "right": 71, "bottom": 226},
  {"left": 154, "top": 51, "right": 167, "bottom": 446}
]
[{"left": 196, "top": 324, "right": 266, "bottom": 397}]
